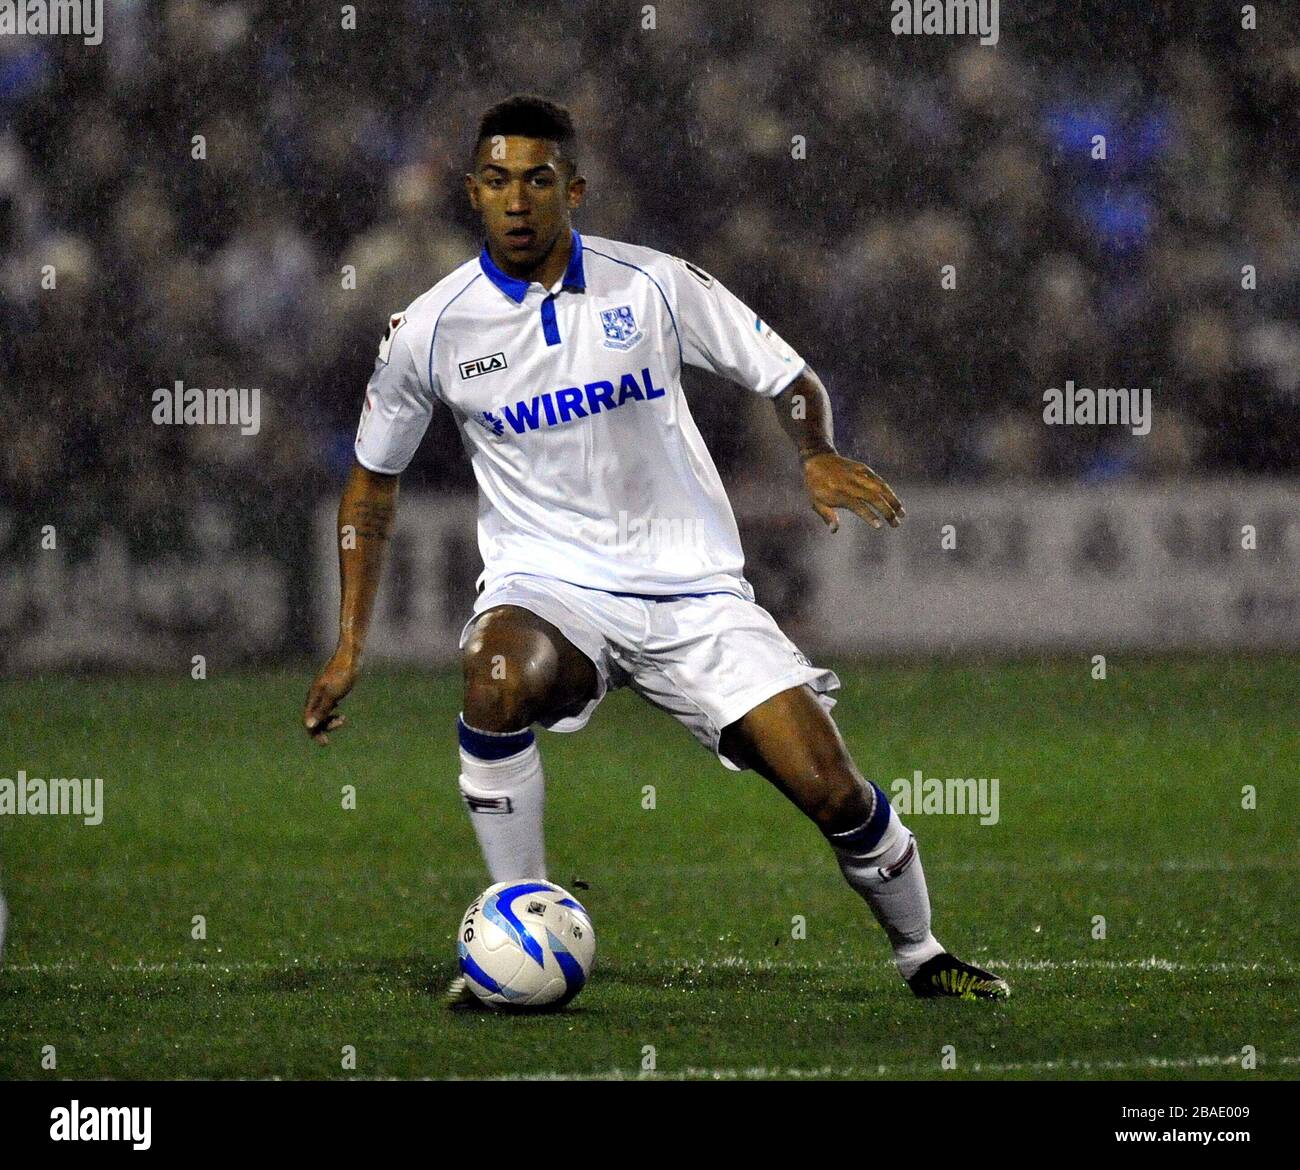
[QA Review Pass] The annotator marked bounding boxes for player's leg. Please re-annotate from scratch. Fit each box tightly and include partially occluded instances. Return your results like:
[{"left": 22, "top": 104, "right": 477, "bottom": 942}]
[
  {"left": 458, "top": 605, "right": 599, "bottom": 884},
  {"left": 719, "top": 685, "right": 1009, "bottom": 1000},
  {"left": 717, "top": 686, "right": 939, "bottom": 971}
]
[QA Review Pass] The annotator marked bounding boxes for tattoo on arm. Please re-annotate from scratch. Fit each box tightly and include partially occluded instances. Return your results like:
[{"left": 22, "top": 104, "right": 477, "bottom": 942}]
[{"left": 353, "top": 499, "right": 394, "bottom": 541}]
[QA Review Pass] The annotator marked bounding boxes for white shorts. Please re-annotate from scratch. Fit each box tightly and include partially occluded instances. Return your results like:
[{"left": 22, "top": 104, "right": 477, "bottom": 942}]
[{"left": 458, "top": 573, "right": 841, "bottom": 771}]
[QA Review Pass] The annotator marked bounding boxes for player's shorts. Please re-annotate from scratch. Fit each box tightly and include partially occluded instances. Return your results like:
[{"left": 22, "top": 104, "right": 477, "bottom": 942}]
[{"left": 458, "top": 572, "right": 840, "bottom": 771}]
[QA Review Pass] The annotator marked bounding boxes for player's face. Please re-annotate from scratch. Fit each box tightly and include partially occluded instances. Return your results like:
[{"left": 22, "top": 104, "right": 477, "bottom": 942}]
[{"left": 466, "top": 136, "right": 585, "bottom": 274}]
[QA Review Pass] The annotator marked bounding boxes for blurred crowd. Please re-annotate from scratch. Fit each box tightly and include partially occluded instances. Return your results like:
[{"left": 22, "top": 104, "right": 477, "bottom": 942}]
[{"left": 2, "top": 0, "right": 1298, "bottom": 563}]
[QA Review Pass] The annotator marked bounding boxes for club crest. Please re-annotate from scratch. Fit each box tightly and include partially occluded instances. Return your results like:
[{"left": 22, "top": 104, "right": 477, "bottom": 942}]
[{"left": 599, "top": 304, "right": 644, "bottom": 351}]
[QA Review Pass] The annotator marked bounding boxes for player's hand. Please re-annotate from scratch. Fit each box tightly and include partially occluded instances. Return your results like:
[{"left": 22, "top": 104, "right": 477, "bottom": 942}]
[
  {"left": 802, "top": 453, "right": 904, "bottom": 533},
  {"left": 303, "top": 647, "right": 359, "bottom": 745}
]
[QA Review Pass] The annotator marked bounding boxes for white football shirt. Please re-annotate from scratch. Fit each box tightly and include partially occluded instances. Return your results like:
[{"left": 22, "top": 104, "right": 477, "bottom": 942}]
[{"left": 354, "top": 230, "right": 806, "bottom": 598}]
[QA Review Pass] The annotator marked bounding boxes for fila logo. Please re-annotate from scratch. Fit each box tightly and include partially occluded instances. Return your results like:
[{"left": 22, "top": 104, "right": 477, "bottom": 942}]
[
  {"left": 879, "top": 838, "right": 916, "bottom": 881},
  {"left": 460, "top": 352, "right": 508, "bottom": 380},
  {"left": 463, "top": 794, "right": 514, "bottom": 815}
]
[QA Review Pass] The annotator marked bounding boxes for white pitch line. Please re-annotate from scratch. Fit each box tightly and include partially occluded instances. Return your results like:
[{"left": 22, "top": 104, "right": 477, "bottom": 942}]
[
  {"left": 4, "top": 955, "right": 1295, "bottom": 975},
  {"left": 3, "top": 960, "right": 312, "bottom": 974},
  {"left": 469, "top": 1054, "right": 1300, "bottom": 1081},
  {"left": 985, "top": 957, "right": 1297, "bottom": 973},
  {"left": 649, "top": 956, "right": 1298, "bottom": 974},
  {"left": 616, "top": 857, "right": 1300, "bottom": 874}
]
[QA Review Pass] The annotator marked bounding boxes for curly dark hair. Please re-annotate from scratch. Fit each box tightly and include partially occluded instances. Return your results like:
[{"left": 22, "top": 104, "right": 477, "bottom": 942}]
[{"left": 473, "top": 94, "right": 577, "bottom": 171}]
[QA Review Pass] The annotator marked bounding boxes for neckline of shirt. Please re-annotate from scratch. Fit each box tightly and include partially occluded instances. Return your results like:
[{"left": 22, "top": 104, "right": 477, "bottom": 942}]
[{"left": 478, "top": 228, "right": 586, "bottom": 303}]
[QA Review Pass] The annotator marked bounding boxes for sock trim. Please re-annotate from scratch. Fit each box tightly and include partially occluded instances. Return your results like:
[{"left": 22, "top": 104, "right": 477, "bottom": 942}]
[{"left": 457, "top": 714, "right": 535, "bottom": 760}]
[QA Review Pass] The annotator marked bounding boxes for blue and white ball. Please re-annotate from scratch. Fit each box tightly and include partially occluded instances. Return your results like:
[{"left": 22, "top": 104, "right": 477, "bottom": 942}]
[{"left": 457, "top": 881, "right": 595, "bottom": 1008}]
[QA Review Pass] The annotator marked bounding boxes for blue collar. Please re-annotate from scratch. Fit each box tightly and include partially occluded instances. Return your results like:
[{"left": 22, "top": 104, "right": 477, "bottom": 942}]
[{"left": 478, "top": 228, "right": 585, "bottom": 303}]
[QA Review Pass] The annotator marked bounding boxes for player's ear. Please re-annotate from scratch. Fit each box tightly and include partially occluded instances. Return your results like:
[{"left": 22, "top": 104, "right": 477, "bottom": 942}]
[
  {"left": 566, "top": 173, "right": 586, "bottom": 210},
  {"left": 464, "top": 173, "right": 480, "bottom": 211}
]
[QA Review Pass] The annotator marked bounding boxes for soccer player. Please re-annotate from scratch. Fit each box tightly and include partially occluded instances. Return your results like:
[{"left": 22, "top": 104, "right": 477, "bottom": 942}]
[{"left": 304, "top": 95, "right": 1008, "bottom": 1003}]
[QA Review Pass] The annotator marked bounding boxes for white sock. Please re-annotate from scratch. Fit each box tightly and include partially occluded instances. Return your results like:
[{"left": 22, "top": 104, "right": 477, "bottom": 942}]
[
  {"left": 829, "top": 789, "right": 945, "bottom": 979},
  {"left": 457, "top": 717, "right": 547, "bottom": 883}
]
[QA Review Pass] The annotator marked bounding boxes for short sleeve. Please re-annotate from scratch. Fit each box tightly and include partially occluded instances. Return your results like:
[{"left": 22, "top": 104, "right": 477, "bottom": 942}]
[
  {"left": 353, "top": 311, "right": 437, "bottom": 475},
  {"left": 665, "top": 255, "right": 806, "bottom": 397}
]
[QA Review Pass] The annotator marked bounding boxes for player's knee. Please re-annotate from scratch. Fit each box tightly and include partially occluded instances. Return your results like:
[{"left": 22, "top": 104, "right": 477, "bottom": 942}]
[
  {"left": 461, "top": 619, "right": 561, "bottom": 732},
  {"left": 462, "top": 653, "right": 552, "bottom": 731}
]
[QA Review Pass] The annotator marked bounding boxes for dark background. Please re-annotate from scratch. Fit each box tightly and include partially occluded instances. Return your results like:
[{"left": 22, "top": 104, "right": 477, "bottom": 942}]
[{"left": 1, "top": 0, "right": 1297, "bottom": 655}]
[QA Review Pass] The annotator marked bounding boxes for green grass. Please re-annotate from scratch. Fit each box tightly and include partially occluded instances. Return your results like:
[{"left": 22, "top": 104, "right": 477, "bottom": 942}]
[{"left": 1, "top": 657, "right": 1297, "bottom": 1080}]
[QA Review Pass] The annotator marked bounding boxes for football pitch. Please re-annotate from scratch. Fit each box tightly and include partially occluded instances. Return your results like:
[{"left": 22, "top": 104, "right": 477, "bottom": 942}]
[{"left": 1, "top": 657, "right": 1296, "bottom": 1081}]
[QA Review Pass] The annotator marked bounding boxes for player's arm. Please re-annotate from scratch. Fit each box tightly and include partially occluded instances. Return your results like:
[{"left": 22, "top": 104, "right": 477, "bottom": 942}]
[
  {"left": 303, "top": 461, "right": 399, "bottom": 744},
  {"left": 663, "top": 255, "right": 903, "bottom": 533},
  {"left": 771, "top": 367, "right": 904, "bottom": 533},
  {"left": 304, "top": 308, "right": 433, "bottom": 745}
]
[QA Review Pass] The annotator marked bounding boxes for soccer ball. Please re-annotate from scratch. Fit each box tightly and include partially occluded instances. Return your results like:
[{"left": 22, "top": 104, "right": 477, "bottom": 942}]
[{"left": 457, "top": 880, "right": 595, "bottom": 1008}]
